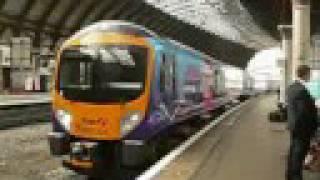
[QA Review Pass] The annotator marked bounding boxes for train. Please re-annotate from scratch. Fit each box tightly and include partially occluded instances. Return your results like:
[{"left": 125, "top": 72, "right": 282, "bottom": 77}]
[{"left": 48, "top": 21, "right": 248, "bottom": 178}]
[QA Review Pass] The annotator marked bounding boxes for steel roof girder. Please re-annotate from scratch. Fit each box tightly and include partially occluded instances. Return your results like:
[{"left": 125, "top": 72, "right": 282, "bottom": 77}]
[
  {"left": 69, "top": 0, "right": 102, "bottom": 33},
  {"left": 147, "top": 12, "right": 168, "bottom": 32},
  {"left": 130, "top": 6, "right": 153, "bottom": 23},
  {"left": 140, "top": 9, "right": 162, "bottom": 28},
  {"left": 91, "top": 0, "right": 119, "bottom": 22},
  {"left": 36, "top": 0, "right": 62, "bottom": 30},
  {"left": 118, "top": 0, "right": 145, "bottom": 21},
  {"left": 5, "top": 0, "right": 37, "bottom": 35},
  {"left": 54, "top": 0, "right": 80, "bottom": 33},
  {"left": 107, "top": 0, "right": 137, "bottom": 20},
  {"left": 102, "top": 0, "right": 131, "bottom": 20}
]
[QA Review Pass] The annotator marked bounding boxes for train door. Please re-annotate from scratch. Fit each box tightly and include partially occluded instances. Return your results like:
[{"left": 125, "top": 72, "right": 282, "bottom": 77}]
[{"left": 159, "top": 52, "right": 176, "bottom": 114}]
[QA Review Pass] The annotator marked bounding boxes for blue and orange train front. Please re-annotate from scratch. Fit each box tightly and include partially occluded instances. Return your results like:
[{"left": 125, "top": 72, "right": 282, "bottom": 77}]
[{"left": 48, "top": 30, "right": 160, "bottom": 172}]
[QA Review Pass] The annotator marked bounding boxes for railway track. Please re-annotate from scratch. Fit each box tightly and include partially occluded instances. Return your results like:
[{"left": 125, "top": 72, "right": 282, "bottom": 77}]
[
  {"left": 0, "top": 98, "right": 252, "bottom": 180},
  {"left": 0, "top": 103, "right": 51, "bottom": 129}
]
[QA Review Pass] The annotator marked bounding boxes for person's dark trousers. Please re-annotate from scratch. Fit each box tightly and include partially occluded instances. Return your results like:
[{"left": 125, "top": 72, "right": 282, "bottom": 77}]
[{"left": 286, "top": 134, "right": 311, "bottom": 180}]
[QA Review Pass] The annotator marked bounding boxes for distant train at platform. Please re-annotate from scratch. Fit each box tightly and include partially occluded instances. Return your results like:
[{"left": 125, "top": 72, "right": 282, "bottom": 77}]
[{"left": 48, "top": 21, "right": 248, "bottom": 177}]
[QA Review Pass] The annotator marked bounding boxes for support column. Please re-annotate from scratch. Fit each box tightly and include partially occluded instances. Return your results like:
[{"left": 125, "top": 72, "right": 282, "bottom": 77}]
[
  {"left": 278, "top": 25, "right": 292, "bottom": 106},
  {"left": 242, "top": 70, "right": 251, "bottom": 91},
  {"left": 292, "top": 0, "right": 311, "bottom": 78}
]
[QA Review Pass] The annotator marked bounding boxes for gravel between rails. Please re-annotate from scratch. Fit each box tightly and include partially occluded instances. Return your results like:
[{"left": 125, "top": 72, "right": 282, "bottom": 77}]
[{"left": 0, "top": 123, "right": 85, "bottom": 180}]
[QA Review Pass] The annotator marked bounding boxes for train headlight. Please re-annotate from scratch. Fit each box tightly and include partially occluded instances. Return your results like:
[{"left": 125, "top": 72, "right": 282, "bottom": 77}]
[
  {"left": 55, "top": 109, "right": 72, "bottom": 131},
  {"left": 121, "top": 111, "right": 143, "bottom": 137}
]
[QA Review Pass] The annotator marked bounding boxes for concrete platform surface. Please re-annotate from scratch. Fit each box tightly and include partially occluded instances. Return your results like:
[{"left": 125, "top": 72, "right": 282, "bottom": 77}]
[
  {"left": 157, "top": 95, "right": 320, "bottom": 180},
  {"left": 0, "top": 93, "right": 51, "bottom": 106}
]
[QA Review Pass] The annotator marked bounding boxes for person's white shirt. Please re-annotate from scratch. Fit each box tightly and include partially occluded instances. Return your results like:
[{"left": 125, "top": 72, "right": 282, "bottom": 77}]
[{"left": 297, "top": 78, "right": 307, "bottom": 87}]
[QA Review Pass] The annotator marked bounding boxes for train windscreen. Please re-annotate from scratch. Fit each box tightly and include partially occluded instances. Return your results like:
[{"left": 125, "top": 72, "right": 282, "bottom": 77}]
[{"left": 58, "top": 45, "right": 147, "bottom": 103}]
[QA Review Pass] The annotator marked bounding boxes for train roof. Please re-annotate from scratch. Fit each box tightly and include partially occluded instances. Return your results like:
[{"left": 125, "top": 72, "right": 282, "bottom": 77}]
[
  {"left": 65, "top": 20, "right": 222, "bottom": 66},
  {"left": 67, "top": 20, "right": 159, "bottom": 42}
]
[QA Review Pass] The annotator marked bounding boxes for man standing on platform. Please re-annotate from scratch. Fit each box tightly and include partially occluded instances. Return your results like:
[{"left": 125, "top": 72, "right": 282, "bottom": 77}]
[{"left": 286, "top": 65, "right": 318, "bottom": 180}]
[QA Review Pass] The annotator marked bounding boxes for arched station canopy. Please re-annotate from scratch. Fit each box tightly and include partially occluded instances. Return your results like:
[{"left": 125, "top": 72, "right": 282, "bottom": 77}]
[
  {"left": 0, "top": 0, "right": 276, "bottom": 68},
  {"left": 241, "top": 0, "right": 320, "bottom": 40}
]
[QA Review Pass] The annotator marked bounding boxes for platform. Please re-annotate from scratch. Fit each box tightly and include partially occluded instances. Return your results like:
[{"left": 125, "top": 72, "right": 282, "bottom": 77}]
[
  {"left": 157, "top": 95, "right": 320, "bottom": 180},
  {"left": 0, "top": 93, "right": 51, "bottom": 106}
]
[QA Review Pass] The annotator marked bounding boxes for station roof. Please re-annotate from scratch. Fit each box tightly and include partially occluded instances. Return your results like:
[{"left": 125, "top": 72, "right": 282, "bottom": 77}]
[
  {"left": 241, "top": 0, "right": 320, "bottom": 40},
  {"left": 0, "top": 0, "right": 302, "bottom": 68}
]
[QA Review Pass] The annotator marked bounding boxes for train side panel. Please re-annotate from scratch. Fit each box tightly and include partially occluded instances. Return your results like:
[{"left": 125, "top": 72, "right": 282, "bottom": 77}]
[
  {"left": 126, "top": 38, "right": 172, "bottom": 140},
  {"left": 127, "top": 38, "right": 227, "bottom": 140}
]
